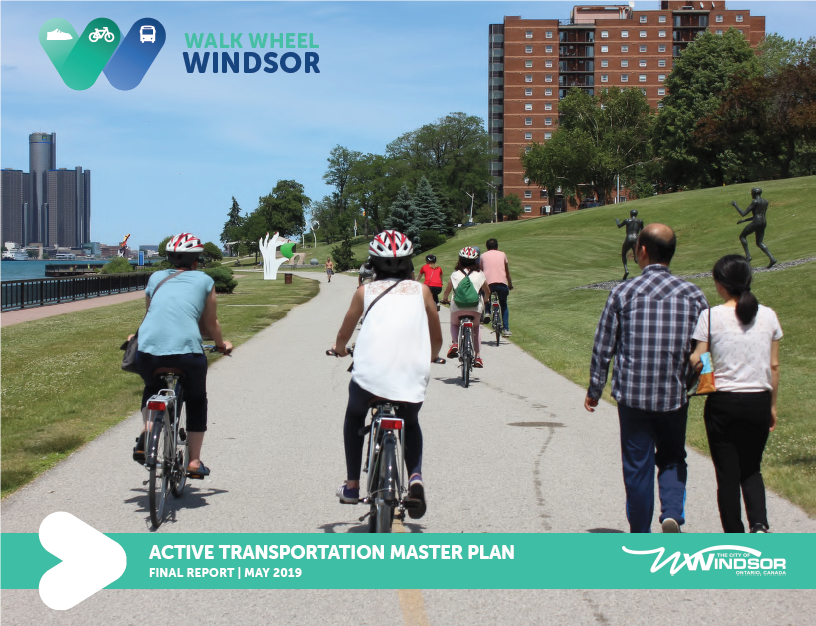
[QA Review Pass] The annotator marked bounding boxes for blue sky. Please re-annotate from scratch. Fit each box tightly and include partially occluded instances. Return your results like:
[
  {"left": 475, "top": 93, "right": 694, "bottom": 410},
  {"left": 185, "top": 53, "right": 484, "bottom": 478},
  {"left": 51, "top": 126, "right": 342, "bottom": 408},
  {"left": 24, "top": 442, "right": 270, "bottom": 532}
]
[{"left": 2, "top": 1, "right": 814, "bottom": 249}]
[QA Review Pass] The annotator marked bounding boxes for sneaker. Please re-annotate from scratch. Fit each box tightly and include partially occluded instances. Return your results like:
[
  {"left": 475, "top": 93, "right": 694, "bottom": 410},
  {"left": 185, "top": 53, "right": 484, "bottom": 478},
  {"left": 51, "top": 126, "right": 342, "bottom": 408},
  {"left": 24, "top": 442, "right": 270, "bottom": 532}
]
[
  {"left": 661, "top": 518, "right": 681, "bottom": 533},
  {"left": 502, "top": 330, "right": 512, "bottom": 337},
  {"left": 447, "top": 343, "right": 459, "bottom": 359},
  {"left": 336, "top": 483, "right": 359, "bottom": 504},
  {"left": 750, "top": 523, "right": 770, "bottom": 533},
  {"left": 407, "top": 474, "right": 426, "bottom": 519},
  {"left": 473, "top": 357, "right": 484, "bottom": 368},
  {"left": 132, "top": 432, "right": 146, "bottom": 463}
]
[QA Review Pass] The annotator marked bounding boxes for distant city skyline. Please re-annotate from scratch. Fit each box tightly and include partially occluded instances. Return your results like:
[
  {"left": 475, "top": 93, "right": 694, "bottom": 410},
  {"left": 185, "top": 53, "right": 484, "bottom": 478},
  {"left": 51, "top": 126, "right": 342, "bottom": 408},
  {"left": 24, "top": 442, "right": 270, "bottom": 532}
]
[{"left": 2, "top": 1, "right": 814, "bottom": 249}]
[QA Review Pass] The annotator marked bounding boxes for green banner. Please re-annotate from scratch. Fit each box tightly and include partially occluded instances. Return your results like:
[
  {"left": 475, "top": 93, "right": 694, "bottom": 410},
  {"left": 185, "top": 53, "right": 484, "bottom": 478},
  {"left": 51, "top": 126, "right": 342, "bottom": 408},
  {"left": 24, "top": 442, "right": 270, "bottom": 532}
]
[{"left": 3, "top": 533, "right": 814, "bottom": 590}]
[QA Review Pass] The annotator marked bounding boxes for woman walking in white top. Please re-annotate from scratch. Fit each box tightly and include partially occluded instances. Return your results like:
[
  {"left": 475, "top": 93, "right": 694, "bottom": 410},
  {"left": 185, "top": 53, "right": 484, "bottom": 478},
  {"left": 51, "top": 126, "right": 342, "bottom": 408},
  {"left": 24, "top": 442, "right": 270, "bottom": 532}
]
[
  {"left": 331, "top": 231, "right": 442, "bottom": 519},
  {"left": 691, "top": 255, "right": 782, "bottom": 533}
]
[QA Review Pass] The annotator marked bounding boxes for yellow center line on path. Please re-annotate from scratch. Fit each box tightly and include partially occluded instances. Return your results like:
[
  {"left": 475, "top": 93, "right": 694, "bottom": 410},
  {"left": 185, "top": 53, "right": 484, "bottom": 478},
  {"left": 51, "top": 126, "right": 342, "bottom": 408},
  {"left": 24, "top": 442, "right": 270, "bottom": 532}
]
[{"left": 394, "top": 516, "right": 431, "bottom": 626}]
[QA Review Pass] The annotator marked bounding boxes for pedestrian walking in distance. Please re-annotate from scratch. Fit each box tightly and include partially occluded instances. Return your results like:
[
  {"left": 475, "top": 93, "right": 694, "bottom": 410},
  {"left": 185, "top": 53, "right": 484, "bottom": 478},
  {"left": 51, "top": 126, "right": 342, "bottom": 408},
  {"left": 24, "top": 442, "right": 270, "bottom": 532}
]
[
  {"left": 690, "top": 255, "right": 782, "bottom": 533},
  {"left": 584, "top": 224, "right": 708, "bottom": 533}
]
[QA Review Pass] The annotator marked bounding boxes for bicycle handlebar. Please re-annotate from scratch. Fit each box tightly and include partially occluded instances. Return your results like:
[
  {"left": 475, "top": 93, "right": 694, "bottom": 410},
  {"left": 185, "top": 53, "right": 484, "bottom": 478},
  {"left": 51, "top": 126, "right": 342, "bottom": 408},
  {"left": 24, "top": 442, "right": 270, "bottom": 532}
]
[{"left": 202, "top": 344, "right": 233, "bottom": 356}]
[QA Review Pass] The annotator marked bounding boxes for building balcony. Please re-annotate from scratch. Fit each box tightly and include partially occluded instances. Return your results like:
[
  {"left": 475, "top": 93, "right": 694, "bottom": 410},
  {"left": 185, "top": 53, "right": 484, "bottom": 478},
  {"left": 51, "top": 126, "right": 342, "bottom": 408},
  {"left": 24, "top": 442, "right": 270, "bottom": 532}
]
[
  {"left": 559, "top": 60, "right": 594, "bottom": 72},
  {"left": 559, "top": 44, "right": 594, "bottom": 58}
]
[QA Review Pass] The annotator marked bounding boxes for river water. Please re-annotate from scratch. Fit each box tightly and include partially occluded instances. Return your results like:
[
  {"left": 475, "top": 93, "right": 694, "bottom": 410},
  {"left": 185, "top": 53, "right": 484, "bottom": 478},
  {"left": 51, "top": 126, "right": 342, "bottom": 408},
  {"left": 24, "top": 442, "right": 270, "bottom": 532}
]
[{"left": 0, "top": 260, "right": 138, "bottom": 281}]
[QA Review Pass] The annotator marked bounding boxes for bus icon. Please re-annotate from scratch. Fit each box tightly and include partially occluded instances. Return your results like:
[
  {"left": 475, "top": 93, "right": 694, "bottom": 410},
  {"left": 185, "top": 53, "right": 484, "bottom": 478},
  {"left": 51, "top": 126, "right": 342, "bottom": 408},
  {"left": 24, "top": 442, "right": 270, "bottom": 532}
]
[{"left": 140, "top": 25, "right": 156, "bottom": 43}]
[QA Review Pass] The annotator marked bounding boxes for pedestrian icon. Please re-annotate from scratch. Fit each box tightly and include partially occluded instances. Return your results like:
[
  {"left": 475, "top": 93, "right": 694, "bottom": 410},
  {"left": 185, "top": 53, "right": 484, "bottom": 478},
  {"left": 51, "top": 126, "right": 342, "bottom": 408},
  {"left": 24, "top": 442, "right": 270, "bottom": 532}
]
[{"left": 46, "top": 28, "right": 73, "bottom": 40}]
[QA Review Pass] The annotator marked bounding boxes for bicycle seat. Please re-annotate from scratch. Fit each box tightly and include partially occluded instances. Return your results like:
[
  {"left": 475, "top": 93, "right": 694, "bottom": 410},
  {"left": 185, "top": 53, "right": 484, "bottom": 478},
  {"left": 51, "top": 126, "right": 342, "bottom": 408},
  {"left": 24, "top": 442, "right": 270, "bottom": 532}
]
[
  {"left": 152, "top": 367, "right": 186, "bottom": 377},
  {"left": 460, "top": 315, "right": 475, "bottom": 321}
]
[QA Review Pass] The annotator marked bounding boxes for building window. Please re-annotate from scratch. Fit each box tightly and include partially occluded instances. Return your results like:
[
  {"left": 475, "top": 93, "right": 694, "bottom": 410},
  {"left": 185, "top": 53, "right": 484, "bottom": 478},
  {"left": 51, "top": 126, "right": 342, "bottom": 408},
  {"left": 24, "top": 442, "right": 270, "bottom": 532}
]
[
  {"left": 658, "top": 59, "right": 666, "bottom": 67},
  {"left": 715, "top": 14, "right": 723, "bottom": 23},
  {"left": 526, "top": 46, "right": 533, "bottom": 53},
  {"left": 658, "top": 102, "right": 664, "bottom": 109},
  {"left": 525, "top": 132, "right": 532, "bottom": 139},
  {"left": 658, "top": 44, "right": 666, "bottom": 52},
  {"left": 658, "top": 74, "right": 665, "bottom": 82},
  {"left": 658, "top": 30, "right": 666, "bottom": 37},
  {"left": 640, "top": 15, "right": 647, "bottom": 23},
  {"left": 525, "top": 103, "right": 532, "bottom": 110},
  {"left": 545, "top": 45, "right": 553, "bottom": 53},
  {"left": 524, "top": 177, "right": 529, "bottom": 183},
  {"left": 526, "top": 30, "right": 533, "bottom": 38},
  {"left": 525, "top": 88, "right": 533, "bottom": 96},
  {"left": 601, "top": 74, "right": 608, "bottom": 82},
  {"left": 525, "top": 75, "right": 533, "bottom": 82},
  {"left": 640, "top": 30, "right": 647, "bottom": 38},
  {"left": 601, "top": 60, "right": 609, "bottom": 67},
  {"left": 659, "top": 15, "right": 667, "bottom": 23},
  {"left": 601, "top": 45, "right": 609, "bottom": 53},
  {"left": 621, "top": 45, "right": 629, "bottom": 52},
  {"left": 525, "top": 118, "right": 532, "bottom": 126},
  {"left": 545, "top": 118, "right": 552, "bottom": 125},
  {"left": 545, "top": 88, "right": 552, "bottom": 95},
  {"left": 640, "top": 45, "right": 647, "bottom": 52},
  {"left": 525, "top": 147, "right": 532, "bottom": 154},
  {"left": 641, "top": 88, "right": 647, "bottom": 96},
  {"left": 736, "top": 14, "right": 743, "bottom": 22},
  {"left": 639, "top": 74, "right": 647, "bottom": 82},
  {"left": 545, "top": 60, "right": 553, "bottom": 67},
  {"left": 525, "top": 60, "right": 533, "bottom": 68},
  {"left": 716, "top": 30, "right": 723, "bottom": 35},
  {"left": 545, "top": 103, "right": 552, "bottom": 110},
  {"left": 524, "top": 190, "right": 532, "bottom": 198},
  {"left": 545, "top": 75, "right": 552, "bottom": 82},
  {"left": 639, "top": 60, "right": 647, "bottom": 67},
  {"left": 622, "top": 30, "right": 629, "bottom": 38},
  {"left": 524, "top": 205, "right": 532, "bottom": 213},
  {"left": 544, "top": 132, "right": 552, "bottom": 139},
  {"left": 658, "top": 87, "right": 665, "bottom": 95},
  {"left": 601, "top": 30, "right": 609, "bottom": 38},
  {"left": 738, "top": 29, "right": 743, "bottom": 35},
  {"left": 621, "top": 60, "right": 629, "bottom": 67},
  {"left": 546, "top": 31, "right": 553, "bottom": 38},
  {"left": 621, "top": 74, "right": 629, "bottom": 82}
]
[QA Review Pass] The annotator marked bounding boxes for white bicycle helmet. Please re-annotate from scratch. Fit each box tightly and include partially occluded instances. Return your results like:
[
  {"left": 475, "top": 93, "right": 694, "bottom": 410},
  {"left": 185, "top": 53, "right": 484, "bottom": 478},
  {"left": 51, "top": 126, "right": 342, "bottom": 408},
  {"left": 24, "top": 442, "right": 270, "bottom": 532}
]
[
  {"left": 459, "top": 246, "right": 479, "bottom": 260},
  {"left": 166, "top": 233, "right": 204, "bottom": 254},
  {"left": 369, "top": 230, "right": 413, "bottom": 258}
]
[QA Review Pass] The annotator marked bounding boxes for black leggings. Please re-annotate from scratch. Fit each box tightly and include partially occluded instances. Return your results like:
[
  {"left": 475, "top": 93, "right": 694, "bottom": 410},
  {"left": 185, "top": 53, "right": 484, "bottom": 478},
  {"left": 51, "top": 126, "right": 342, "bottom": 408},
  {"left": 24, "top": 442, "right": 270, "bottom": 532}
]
[
  {"left": 429, "top": 286, "right": 442, "bottom": 304},
  {"left": 136, "top": 351, "right": 209, "bottom": 432},
  {"left": 704, "top": 391, "right": 771, "bottom": 532},
  {"left": 343, "top": 379, "right": 423, "bottom": 482}
]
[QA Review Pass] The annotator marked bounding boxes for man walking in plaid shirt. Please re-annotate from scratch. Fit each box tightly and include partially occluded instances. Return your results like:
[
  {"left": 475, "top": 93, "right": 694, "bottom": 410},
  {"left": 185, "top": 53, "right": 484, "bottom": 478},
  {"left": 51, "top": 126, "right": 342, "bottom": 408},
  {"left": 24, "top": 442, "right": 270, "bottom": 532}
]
[{"left": 584, "top": 224, "right": 708, "bottom": 533}]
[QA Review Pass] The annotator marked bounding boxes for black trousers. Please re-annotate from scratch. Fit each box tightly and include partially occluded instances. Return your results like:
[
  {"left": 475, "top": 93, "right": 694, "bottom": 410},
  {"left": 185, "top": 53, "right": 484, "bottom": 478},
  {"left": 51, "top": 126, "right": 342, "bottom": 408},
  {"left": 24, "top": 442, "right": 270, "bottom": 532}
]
[
  {"left": 136, "top": 351, "right": 209, "bottom": 432},
  {"left": 344, "top": 379, "right": 423, "bottom": 482},
  {"left": 429, "top": 286, "right": 442, "bottom": 304},
  {"left": 704, "top": 391, "right": 772, "bottom": 532}
]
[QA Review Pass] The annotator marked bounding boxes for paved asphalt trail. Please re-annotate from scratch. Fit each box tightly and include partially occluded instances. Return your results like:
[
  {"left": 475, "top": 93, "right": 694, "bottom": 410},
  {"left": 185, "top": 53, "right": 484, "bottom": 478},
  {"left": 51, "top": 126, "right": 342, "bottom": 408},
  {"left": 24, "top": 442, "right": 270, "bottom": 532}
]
[{"left": 3, "top": 272, "right": 814, "bottom": 624}]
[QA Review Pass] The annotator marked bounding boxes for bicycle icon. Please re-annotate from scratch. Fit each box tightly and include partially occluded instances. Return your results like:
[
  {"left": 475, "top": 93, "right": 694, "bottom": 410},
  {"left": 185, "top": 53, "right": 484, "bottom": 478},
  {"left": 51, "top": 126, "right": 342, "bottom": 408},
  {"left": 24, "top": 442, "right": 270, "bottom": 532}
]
[{"left": 89, "top": 27, "right": 115, "bottom": 43}]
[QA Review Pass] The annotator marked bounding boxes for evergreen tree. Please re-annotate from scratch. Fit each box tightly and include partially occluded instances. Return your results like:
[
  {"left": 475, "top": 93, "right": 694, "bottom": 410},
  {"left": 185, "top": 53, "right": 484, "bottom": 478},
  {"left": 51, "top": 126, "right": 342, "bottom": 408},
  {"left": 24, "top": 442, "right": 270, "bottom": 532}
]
[
  {"left": 385, "top": 183, "right": 420, "bottom": 243},
  {"left": 413, "top": 176, "right": 447, "bottom": 233},
  {"left": 220, "top": 197, "right": 244, "bottom": 254}
]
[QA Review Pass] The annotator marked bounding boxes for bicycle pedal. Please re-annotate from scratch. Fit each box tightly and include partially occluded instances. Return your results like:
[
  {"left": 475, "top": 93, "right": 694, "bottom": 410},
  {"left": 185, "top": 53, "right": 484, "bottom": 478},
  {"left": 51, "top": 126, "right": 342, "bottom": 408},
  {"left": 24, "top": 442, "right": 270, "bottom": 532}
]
[{"left": 179, "top": 428, "right": 187, "bottom": 442}]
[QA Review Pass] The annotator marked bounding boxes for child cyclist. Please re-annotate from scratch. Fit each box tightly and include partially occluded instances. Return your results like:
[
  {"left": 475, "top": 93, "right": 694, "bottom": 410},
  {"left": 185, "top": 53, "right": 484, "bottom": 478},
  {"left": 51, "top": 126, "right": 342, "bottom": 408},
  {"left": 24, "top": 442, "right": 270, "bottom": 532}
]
[
  {"left": 441, "top": 247, "right": 490, "bottom": 368},
  {"left": 332, "top": 230, "right": 443, "bottom": 518},
  {"left": 418, "top": 254, "right": 444, "bottom": 310}
]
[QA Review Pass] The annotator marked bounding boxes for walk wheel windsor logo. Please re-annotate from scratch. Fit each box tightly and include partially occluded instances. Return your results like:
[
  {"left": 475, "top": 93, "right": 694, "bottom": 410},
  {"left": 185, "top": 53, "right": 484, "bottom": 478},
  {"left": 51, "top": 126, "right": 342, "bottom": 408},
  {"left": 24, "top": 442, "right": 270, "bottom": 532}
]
[{"left": 39, "top": 18, "right": 166, "bottom": 90}]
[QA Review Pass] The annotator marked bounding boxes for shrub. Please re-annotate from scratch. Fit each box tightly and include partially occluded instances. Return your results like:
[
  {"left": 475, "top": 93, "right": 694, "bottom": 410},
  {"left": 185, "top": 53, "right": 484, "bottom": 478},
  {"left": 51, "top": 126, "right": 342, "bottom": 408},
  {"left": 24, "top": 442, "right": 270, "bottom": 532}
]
[
  {"left": 203, "top": 266, "right": 237, "bottom": 293},
  {"left": 418, "top": 230, "right": 445, "bottom": 252},
  {"left": 330, "top": 237, "right": 357, "bottom": 272},
  {"left": 99, "top": 257, "right": 133, "bottom": 274}
]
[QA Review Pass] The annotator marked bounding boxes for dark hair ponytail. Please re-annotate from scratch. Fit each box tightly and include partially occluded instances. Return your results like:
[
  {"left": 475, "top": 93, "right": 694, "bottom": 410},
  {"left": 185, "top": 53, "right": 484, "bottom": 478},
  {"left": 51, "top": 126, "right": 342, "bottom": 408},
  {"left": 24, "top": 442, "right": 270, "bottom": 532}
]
[{"left": 712, "top": 254, "right": 758, "bottom": 325}]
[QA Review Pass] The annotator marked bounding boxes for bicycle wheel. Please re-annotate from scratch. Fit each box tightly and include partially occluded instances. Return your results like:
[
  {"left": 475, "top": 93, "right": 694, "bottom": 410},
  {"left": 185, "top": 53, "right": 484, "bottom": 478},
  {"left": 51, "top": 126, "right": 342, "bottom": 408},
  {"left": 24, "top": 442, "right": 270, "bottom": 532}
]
[
  {"left": 463, "top": 327, "right": 472, "bottom": 388},
  {"left": 104, "top": 32, "right": 114, "bottom": 42},
  {"left": 170, "top": 398, "right": 188, "bottom": 497},
  {"left": 494, "top": 311, "right": 501, "bottom": 346},
  {"left": 374, "top": 435, "right": 398, "bottom": 533},
  {"left": 148, "top": 415, "right": 169, "bottom": 527}
]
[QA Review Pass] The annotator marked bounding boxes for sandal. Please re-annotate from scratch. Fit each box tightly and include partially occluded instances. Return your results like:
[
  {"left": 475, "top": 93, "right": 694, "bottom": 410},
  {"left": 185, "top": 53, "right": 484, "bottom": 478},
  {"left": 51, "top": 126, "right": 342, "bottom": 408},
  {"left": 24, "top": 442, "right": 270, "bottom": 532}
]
[
  {"left": 186, "top": 462, "right": 211, "bottom": 479},
  {"left": 447, "top": 344, "right": 459, "bottom": 359},
  {"left": 132, "top": 432, "right": 146, "bottom": 463},
  {"left": 433, "top": 357, "right": 447, "bottom": 364},
  {"left": 474, "top": 357, "right": 484, "bottom": 368}
]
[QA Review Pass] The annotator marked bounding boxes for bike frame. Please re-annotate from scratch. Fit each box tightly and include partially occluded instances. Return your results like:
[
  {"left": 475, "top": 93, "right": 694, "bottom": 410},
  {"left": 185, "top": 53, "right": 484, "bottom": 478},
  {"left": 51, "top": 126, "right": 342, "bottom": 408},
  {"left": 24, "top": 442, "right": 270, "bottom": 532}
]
[
  {"left": 491, "top": 292, "right": 501, "bottom": 343},
  {"left": 361, "top": 404, "right": 406, "bottom": 519}
]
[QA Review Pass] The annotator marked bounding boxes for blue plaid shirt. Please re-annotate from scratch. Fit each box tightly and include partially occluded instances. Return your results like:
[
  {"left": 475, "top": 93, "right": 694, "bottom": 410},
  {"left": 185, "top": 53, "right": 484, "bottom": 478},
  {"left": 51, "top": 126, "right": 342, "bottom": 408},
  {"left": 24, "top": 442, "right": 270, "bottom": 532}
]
[{"left": 588, "top": 265, "right": 708, "bottom": 412}]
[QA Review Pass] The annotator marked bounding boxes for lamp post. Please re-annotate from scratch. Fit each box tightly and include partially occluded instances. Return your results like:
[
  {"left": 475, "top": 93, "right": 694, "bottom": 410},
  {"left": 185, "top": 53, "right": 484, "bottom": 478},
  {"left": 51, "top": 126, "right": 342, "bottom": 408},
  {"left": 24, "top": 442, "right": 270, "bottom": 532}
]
[
  {"left": 311, "top": 221, "right": 320, "bottom": 248},
  {"left": 465, "top": 191, "right": 475, "bottom": 222},
  {"left": 486, "top": 181, "right": 498, "bottom": 222}
]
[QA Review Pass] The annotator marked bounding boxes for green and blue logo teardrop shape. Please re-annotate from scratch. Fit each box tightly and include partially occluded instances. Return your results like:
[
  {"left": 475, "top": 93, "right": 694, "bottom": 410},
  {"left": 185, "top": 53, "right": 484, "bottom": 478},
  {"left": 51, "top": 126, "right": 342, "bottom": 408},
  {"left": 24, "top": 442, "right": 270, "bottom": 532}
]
[{"left": 39, "top": 18, "right": 165, "bottom": 90}]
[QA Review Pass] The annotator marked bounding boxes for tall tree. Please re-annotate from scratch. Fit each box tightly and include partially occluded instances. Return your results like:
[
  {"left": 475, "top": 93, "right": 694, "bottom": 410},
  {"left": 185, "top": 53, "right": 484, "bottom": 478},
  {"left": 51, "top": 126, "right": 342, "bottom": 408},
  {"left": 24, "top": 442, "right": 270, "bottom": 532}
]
[
  {"left": 522, "top": 87, "right": 654, "bottom": 204},
  {"left": 220, "top": 197, "right": 243, "bottom": 247},
  {"left": 757, "top": 33, "right": 816, "bottom": 77},
  {"left": 323, "top": 145, "right": 362, "bottom": 212},
  {"left": 653, "top": 28, "right": 760, "bottom": 188},
  {"left": 385, "top": 183, "right": 420, "bottom": 243},
  {"left": 346, "top": 153, "right": 395, "bottom": 235},
  {"left": 413, "top": 176, "right": 447, "bottom": 233},
  {"left": 256, "top": 180, "right": 310, "bottom": 238}
]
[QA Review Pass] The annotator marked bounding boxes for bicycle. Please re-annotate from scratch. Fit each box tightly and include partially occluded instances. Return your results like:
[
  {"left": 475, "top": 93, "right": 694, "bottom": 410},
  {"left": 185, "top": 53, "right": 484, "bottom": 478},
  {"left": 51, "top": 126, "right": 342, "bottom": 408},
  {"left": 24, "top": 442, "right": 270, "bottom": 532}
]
[
  {"left": 440, "top": 301, "right": 476, "bottom": 388},
  {"left": 89, "top": 26, "right": 115, "bottom": 43},
  {"left": 139, "top": 345, "right": 223, "bottom": 527},
  {"left": 327, "top": 348, "right": 426, "bottom": 532},
  {"left": 489, "top": 292, "right": 502, "bottom": 347}
]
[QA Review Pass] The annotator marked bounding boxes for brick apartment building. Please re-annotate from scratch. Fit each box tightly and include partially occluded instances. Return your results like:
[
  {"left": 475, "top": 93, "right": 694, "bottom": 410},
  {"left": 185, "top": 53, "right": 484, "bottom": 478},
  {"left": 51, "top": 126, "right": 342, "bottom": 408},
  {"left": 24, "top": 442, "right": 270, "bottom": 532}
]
[{"left": 488, "top": 1, "right": 765, "bottom": 217}]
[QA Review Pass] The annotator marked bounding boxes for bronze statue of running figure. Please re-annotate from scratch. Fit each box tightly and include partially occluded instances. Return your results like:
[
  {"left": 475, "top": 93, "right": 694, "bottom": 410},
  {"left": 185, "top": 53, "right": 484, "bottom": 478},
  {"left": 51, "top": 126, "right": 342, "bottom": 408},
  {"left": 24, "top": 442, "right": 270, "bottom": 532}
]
[
  {"left": 615, "top": 209, "right": 644, "bottom": 279},
  {"left": 731, "top": 188, "right": 777, "bottom": 268}
]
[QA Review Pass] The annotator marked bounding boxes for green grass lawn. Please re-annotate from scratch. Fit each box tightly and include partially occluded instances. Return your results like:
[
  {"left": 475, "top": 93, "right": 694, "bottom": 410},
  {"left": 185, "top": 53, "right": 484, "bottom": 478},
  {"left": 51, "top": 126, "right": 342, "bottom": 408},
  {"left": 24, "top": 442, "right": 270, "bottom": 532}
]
[
  {"left": 0, "top": 273, "right": 318, "bottom": 497},
  {"left": 420, "top": 176, "right": 816, "bottom": 515}
]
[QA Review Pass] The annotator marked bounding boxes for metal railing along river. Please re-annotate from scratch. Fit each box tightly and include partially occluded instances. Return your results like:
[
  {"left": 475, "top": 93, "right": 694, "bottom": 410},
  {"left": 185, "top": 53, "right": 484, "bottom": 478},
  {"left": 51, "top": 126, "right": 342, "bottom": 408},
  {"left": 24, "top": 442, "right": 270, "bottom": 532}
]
[{"left": 1, "top": 272, "right": 150, "bottom": 311}]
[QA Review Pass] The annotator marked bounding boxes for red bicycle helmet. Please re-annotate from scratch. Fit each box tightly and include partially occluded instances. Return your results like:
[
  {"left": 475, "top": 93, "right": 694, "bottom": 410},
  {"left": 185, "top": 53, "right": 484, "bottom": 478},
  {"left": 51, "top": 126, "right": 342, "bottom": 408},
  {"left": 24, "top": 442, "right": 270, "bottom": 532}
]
[
  {"left": 166, "top": 233, "right": 204, "bottom": 254},
  {"left": 369, "top": 230, "right": 413, "bottom": 258},
  {"left": 459, "top": 246, "right": 479, "bottom": 260}
]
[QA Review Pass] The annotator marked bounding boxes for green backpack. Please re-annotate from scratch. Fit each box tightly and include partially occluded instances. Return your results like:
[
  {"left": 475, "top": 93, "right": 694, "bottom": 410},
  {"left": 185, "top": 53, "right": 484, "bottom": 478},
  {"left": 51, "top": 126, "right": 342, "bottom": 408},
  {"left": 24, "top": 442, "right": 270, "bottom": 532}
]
[{"left": 453, "top": 271, "right": 480, "bottom": 309}]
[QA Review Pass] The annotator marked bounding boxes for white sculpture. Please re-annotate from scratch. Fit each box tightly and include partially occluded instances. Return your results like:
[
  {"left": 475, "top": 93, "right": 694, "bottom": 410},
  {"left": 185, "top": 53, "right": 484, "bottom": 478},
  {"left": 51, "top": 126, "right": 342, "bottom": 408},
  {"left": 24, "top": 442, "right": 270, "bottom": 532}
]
[{"left": 258, "top": 231, "right": 290, "bottom": 280}]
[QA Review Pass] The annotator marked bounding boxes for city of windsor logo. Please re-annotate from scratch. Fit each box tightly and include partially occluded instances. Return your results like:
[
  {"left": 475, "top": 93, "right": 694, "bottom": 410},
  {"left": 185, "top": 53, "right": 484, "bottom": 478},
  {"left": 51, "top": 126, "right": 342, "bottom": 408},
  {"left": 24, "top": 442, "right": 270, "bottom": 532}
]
[{"left": 39, "top": 17, "right": 165, "bottom": 90}]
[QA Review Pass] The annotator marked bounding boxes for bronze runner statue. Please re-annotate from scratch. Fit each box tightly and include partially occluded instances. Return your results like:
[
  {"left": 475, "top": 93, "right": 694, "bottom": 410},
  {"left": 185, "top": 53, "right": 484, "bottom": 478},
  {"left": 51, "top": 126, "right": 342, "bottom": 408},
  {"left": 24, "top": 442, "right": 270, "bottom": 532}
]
[
  {"left": 615, "top": 209, "right": 644, "bottom": 279},
  {"left": 731, "top": 188, "right": 777, "bottom": 268}
]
